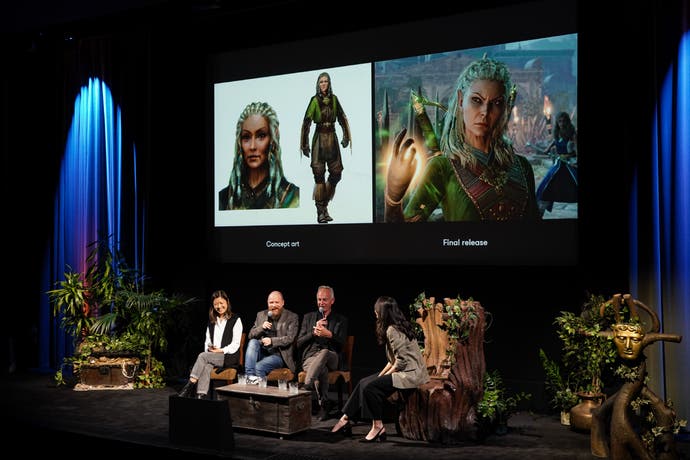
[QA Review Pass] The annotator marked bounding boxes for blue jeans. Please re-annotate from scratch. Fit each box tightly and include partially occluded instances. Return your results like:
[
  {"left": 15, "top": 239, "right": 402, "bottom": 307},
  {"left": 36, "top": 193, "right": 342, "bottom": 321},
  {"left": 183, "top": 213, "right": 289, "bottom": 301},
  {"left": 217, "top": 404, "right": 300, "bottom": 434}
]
[{"left": 244, "top": 338, "right": 285, "bottom": 377}]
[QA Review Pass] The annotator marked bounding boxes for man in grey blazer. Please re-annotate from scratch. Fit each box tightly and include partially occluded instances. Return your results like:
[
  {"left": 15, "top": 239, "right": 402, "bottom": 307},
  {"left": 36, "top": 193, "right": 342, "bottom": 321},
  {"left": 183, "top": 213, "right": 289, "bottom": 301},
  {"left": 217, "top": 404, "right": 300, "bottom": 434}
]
[
  {"left": 297, "top": 285, "right": 348, "bottom": 420},
  {"left": 245, "top": 291, "right": 299, "bottom": 382}
]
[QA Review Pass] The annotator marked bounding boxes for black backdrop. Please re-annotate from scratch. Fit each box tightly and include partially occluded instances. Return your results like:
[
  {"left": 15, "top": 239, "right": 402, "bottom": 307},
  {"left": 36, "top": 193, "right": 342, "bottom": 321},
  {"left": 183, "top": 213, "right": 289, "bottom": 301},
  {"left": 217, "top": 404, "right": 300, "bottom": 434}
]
[{"left": 3, "top": 0, "right": 657, "bottom": 408}]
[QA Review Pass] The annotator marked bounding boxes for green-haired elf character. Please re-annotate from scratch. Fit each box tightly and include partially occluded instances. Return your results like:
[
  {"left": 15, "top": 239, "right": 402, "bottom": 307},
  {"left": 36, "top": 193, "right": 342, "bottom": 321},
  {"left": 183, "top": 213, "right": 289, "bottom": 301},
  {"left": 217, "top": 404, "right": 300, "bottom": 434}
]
[
  {"left": 385, "top": 57, "right": 539, "bottom": 222},
  {"left": 301, "top": 72, "right": 351, "bottom": 224}
]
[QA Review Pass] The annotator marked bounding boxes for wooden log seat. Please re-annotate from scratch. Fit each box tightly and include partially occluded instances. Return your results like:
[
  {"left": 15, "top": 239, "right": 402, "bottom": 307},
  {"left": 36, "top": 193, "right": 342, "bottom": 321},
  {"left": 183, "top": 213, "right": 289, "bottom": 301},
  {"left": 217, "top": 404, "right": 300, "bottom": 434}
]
[{"left": 397, "top": 294, "right": 486, "bottom": 443}]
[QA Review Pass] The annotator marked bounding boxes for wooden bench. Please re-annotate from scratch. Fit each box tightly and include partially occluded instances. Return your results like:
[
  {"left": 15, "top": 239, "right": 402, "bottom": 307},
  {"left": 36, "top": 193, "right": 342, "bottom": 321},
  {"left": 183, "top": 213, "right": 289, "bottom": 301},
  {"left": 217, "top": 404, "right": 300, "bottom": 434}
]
[
  {"left": 397, "top": 295, "right": 486, "bottom": 442},
  {"left": 297, "top": 335, "right": 354, "bottom": 408}
]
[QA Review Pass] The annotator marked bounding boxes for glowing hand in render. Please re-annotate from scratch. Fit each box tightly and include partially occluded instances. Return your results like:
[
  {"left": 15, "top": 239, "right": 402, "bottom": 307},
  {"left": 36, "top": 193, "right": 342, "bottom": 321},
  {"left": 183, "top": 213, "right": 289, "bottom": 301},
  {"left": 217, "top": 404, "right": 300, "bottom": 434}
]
[{"left": 385, "top": 128, "right": 417, "bottom": 206}]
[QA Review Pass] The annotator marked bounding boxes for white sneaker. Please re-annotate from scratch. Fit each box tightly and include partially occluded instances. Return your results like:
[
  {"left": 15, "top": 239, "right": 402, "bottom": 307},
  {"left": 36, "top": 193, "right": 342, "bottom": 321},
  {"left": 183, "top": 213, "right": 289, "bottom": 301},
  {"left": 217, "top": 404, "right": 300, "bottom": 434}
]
[{"left": 246, "top": 376, "right": 260, "bottom": 385}]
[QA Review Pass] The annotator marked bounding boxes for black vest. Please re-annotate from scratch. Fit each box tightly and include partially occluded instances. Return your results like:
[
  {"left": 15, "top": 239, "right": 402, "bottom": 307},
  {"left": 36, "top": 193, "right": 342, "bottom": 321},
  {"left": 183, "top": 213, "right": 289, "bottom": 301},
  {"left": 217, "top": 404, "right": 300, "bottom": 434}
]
[{"left": 208, "top": 315, "right": 241, "bottom": 369}]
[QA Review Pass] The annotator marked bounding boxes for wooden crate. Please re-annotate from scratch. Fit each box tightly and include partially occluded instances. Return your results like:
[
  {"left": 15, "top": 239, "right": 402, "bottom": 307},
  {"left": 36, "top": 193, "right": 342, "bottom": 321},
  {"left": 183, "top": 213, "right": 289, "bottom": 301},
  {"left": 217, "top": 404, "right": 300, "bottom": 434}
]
[{"left": 216, "top": 384, "right": 311, "bottom": 435}]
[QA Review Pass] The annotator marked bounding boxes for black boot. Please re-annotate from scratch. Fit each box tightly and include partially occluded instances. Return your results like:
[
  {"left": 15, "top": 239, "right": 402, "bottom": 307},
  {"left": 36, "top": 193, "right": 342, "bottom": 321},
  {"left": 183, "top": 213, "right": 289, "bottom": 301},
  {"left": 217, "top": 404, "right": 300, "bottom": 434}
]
[
  {"left": 316, "top": 203, "right": 329, "bottom": 223},
  {"left": 324, "top": 182, "right": 336, "bottom": 221},
  {"left": 314, "top": 183, "right": 330, "bottom": 223},
  {"left": 323, "top": 206, "right": 333, "bottom": 222},
  {"left": 178, "top": 380, "right": 196, "bottom": 398}
]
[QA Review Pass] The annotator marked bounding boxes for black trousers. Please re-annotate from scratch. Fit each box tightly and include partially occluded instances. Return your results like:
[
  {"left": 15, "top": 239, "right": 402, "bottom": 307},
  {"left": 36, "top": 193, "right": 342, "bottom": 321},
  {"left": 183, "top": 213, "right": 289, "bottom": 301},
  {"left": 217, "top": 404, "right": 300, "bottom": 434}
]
[{"left": 341, "top": 373, "right": 395, "bottom": 421}]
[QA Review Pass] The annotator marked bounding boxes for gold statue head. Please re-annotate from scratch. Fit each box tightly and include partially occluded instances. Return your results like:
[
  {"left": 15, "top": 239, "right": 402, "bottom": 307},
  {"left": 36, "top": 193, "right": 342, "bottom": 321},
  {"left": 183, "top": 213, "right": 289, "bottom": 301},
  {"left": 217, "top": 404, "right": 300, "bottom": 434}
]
[{"left": 612, "top": 323, "right": 644, "bottom": 360}]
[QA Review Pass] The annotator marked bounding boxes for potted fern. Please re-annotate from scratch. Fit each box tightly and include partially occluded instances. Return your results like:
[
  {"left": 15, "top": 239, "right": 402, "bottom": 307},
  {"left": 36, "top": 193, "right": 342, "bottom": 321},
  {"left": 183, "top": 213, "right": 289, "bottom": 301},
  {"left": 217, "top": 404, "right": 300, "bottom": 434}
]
[
  {"left": 477, "top": 369, "right": 531, "bottom": 437},
  {"left": 539, "top": 348, "right": 579, "bottom": 424}
]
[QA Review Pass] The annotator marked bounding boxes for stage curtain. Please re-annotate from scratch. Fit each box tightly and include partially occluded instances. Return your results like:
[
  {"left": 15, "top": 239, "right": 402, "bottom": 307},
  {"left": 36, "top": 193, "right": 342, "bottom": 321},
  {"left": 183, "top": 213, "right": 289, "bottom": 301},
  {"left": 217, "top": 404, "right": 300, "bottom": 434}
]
[
  {"left": 38, "top": 34, "right": 148, "bottom": 373},
  {"left": 630, "top": 0, "right": 689, "bottom": 426}
]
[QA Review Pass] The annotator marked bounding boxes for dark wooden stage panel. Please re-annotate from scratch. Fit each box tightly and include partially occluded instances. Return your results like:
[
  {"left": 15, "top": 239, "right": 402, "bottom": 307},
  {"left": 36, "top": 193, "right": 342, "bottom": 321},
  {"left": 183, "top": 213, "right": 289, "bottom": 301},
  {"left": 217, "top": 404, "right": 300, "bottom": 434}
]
[{"left": 168, "top": 395, "right": 234, "bottom": 452}]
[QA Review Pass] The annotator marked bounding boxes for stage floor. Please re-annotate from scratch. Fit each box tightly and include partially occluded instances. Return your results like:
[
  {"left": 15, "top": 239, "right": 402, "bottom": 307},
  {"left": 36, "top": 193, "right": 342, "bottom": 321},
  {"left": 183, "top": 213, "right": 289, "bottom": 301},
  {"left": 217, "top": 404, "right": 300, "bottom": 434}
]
[{"left": 3, "top": 372, "right": 688, "bottom": 459}]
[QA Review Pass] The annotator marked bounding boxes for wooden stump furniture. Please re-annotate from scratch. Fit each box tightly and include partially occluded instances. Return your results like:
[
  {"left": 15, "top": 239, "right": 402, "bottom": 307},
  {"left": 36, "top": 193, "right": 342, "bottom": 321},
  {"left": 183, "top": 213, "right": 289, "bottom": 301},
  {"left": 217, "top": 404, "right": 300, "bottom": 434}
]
[{"left": 397, "top": 295, "right": 486, "bottom": 443}]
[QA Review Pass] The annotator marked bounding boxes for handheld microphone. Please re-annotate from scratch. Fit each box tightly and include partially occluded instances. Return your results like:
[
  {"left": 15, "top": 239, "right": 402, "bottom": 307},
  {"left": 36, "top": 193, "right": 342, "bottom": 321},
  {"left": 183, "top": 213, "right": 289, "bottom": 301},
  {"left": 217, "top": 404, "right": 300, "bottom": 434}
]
[
  {"left": 317, "top": 306, "right": 326, "bottom": 327},
  {"left": 264, "top": 310, "right": 275, "bottom": 346}
]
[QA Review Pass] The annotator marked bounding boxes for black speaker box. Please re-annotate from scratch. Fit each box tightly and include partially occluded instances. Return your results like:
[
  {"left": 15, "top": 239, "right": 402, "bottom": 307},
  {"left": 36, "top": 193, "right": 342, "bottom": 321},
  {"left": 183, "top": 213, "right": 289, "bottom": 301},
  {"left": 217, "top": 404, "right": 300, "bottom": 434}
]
[{"left": 169, "top": 395, "right": 234, "bottom": 452}]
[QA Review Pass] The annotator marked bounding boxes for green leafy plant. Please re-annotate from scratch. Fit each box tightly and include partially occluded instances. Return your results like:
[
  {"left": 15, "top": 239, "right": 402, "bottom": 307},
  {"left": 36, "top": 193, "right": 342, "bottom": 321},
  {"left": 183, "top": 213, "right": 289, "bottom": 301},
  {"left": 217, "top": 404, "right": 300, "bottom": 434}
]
[
  {"left": 47, "top": 237, "right": 196, "bottom": 388},
  {"left": 47, "top": 270, "right": 94, "bottom": 341},
  {"left": 409, "top": 293, "right": 428, "bottom": 334},
  {"left": 91, "top": 289, "right": 194, "bottom": 384},
  {"left": 539, "top": 348, "right": 579, "bottom": 412},
  {"left": 616, "top": 364, "right": 688, "bottom": 456},
  {"left": 441, "top": 295, "right": 480, "bottom": 344},
  {"left": 135, "top": 356, "right": 166, "bottom": 389},
  {"left": 553, "top": 294, "right": 619, "bottom": 396},
  {"left": 54, "top": 368, "right": 66, "bottom": 386},
  {"left": 477, "top": 369, "right": 531, "bottom": 434},
  {"left": 48, "top": 238, "right": 138, "bottom": 346}
]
